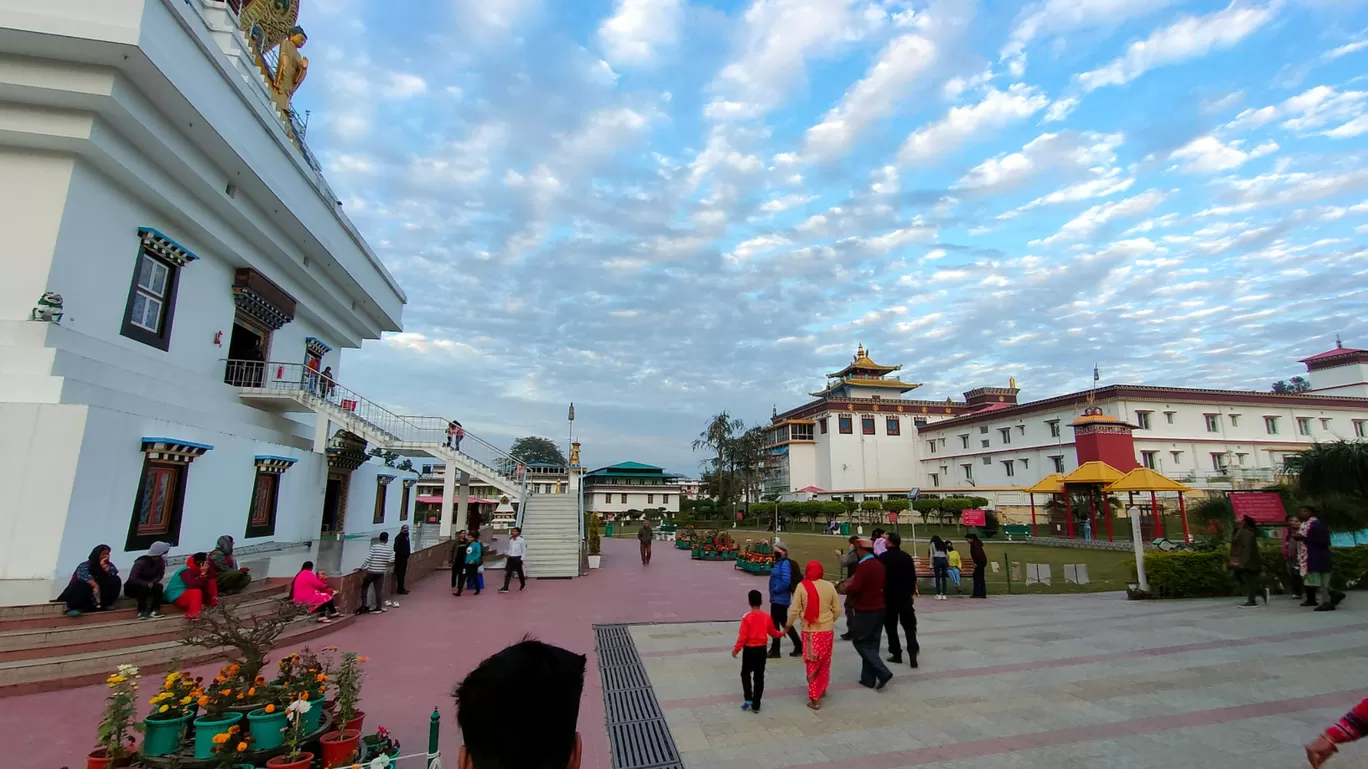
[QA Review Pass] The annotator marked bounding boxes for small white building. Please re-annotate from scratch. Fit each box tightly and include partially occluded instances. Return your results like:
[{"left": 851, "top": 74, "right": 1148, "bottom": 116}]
[
  {"left": 584, "top": 462, "right": 682, "bottom": 519},
  {"left": 0, "top": 0, "right": 422, "bottom": 600}
]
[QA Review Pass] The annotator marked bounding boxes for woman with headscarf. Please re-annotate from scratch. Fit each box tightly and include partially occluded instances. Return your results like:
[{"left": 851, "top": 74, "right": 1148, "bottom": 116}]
[
  {"left": 784, "top": 560, "right": 842, "bottom": 710},
  {"left": 57, "top": 545, "right": 122, "bottom": 616},
  {"left": 164, "top": 553, "right": 219, "bottom": 619},
  {"left": 125, "top": 541, "right": 170, "bottom": 619},
  {"left": 207, "top": 535, "right": 252, "bottom": 594}
]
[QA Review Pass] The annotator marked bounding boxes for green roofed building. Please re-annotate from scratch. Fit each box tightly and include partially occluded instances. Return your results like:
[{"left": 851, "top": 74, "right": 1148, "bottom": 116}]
[{"left": 584, "top": 462, "right": 683, "bottom": 520}]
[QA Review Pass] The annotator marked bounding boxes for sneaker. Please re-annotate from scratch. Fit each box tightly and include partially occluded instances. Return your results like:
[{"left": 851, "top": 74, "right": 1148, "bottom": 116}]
[
  {"left": 378, "top": 606, "right": 388, "bottom": 613},
  {"left": 1238, "top": 601, "right": 1258, "bottom": 608},
  {"left": 498, "top": 589, "right": 509, "bottom": 594},
  {"left": 148, "top": 611, "right": 165, "bottom": 619},
  {"left": 741, "top": 701, "right": 751, "bottom": 711},
  {"left": 1314, "top": 603, "right": 1337, "bottom": 612},
  {"left": 64, "top": 609, "right": 81, "bottom": 617},
  {"left": 356, "top": 607, "right": 370, "bottom": 615},
  {"left": 384, "top": 600, "right": 394, "bottom": 607},
  {"left": 137, "top": 612, "right": 149, "bottom": 620},
  {"left": 318, "top": 616, "right": 332, "bottom": 624}
]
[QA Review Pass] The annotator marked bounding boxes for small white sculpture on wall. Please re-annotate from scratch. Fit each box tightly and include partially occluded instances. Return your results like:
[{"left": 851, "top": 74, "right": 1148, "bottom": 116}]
[{"left": 32, "top": 292, "right": 63, "bottom": 323}]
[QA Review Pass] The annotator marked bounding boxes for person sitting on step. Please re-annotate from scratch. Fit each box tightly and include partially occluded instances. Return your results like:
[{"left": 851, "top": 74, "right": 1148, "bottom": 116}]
[
  {"left": 164, "top": 553, "right": 219, "bottom": 619},
  {"left": 57, "top": 544, "right": 122, "bottom": 617},
  {"left": 291, "top": 560, "right": 340, "bottom": 623},
  {"left": 207, "top": 535, "right": 252, "bottom": 594},
  {"left": 125, "top": 541, "right": 170, "bottom": 619}
]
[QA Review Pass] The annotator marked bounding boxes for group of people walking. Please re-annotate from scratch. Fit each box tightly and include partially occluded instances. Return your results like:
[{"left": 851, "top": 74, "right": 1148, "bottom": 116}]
[
  {"left": 1229, "top": 506, "right": 1347, "bottom": 610},
  {"left": 449, "top": 527, "right": 528, "bottom": 596},
  {"left": 56, "top": 535, "right": 254, "bottom": 619}
]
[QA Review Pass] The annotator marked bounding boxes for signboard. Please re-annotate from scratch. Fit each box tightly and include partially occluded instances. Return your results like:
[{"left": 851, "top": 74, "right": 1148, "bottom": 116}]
[
  {"left": 887, "top": 512, "right": 899, "bottom": 524},
  {"left": 908, "top": 488, "right": 921, "bottom": 502},
  {"left": 961, "top": 508, "right": 987, "bottom": 527},
  {"left": 1230, "top": 492, "right": 1287, "bottom": 524}
]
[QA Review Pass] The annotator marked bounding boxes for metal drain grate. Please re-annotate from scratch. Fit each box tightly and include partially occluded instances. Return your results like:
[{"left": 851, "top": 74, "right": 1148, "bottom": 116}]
[{"left": 595, "top": 624, "right": 682, "bottom": 769}]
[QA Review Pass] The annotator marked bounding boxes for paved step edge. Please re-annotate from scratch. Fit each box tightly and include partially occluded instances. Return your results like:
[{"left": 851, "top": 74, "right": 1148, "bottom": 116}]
[{"left": 0, "top": 585, "right": 288, "bottom": 631}]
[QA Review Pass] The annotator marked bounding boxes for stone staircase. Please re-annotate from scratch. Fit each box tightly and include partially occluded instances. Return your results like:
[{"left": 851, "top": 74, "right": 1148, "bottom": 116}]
[
  {"left": 519, "top": 492, "right": 582, "bottom": 579},
  {"left": 0, "top": 580, "right": 350, "bottom": 697}
]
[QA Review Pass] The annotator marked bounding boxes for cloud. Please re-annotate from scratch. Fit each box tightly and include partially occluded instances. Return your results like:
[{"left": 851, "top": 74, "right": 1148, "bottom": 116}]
[
  {"left": 1043, "top": 97, "right": 1079, "bottom": 123},
  {"left": 898, "top": 84, "right": 1049, "bottom": 164},
  {"left": 955, "top": 130, "right": 1124, "bottom": 193},
  {"left": 1324, "top": 40, "right": 1368, "bottom": 60},
  {"left": 1075, "top": 2, "right": 1279, "bottom": 93},
  {"left": 1167, "top": 136, "right": 1278, "bottom": 173},
  {"left": 1205, "top": 169, "right": 1368, "bottom": 213},
  {"left": 1223, "top": 85, "right": 1368, "bottom": 136},
  {"left": 1032, "top": 189, "right": 1169, "bottom": 245},
  {"left": 598, "top": 0, "right": 684, "bottom": 66},
  {"left": 1001, "top": 0, "right": 1179, "bottom": 75}
]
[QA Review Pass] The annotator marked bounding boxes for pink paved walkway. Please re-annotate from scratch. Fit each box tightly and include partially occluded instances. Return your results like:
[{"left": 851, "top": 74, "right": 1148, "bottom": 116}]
[{"left": 7, "top": 537, "right": 799, "bottom": 767}]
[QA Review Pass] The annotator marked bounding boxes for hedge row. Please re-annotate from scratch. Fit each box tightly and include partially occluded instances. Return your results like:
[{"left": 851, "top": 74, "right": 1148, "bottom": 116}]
[{"left": 1139, "top": 544, "right": 1368, "bottom": 598}]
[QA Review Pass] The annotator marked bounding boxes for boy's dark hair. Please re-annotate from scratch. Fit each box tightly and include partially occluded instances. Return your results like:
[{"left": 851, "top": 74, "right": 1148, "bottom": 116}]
[
  {"left": 456, "top": 638, "right": 585, "bottom": 769},
  {"left": 886, "top": 532, "right": 901, "bottom": 548},
  {"left": 379, "top": 532, "right": 389, "bottom": 542},
  {"left": 748, "top": 589, "right": 763, "bottom": 607},
  {"left": 302, "top": 560, "right": 314, "bottom": 570},
  {"left": 872, "top": 528, "right": 885, "bottom": 538},
  {"left": 848, "top": 535, "right": 860, "bottom": 545},
  {"left": 192, "top": 551, "right": 207, "bottom": 564}
]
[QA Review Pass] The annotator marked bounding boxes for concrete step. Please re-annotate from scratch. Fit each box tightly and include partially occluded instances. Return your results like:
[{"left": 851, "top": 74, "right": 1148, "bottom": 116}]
[
  {"left": 0, "top": 580, "right": 287, "bottom": 631},
  {"left": 0, "top": 612, "right": 353, "bottom": 698}
]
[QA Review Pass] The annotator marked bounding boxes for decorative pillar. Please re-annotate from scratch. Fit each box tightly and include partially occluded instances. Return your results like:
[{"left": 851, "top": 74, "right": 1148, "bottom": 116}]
[
  {"left": 1087, "top": 490, "right": 1098, "bottom": 540},
  {"left": 1178, "top": 492, "right": 1191, "bottom": 543},
  {"left": 313, "top": 415, "right": 331, "bottom": 453},
  {"left": 456, "top": 471, "right": 471, "bottom": 533},
  {"left": 439, "top": 465, "right": 455, "bottom": 539},
  {"left": 1029, "top": 493, "right": 1037, "bottom": 538}
]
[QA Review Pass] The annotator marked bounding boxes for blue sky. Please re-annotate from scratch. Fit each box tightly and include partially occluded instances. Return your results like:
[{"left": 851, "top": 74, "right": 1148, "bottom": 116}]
[{"left": 292, "top": 0, "right": 1368, "bottom": 474}]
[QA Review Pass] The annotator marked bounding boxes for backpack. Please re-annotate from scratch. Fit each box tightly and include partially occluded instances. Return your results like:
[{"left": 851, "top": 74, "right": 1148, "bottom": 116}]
[{"left": 785, "top": 558, "right": 803, "bottom": 593}]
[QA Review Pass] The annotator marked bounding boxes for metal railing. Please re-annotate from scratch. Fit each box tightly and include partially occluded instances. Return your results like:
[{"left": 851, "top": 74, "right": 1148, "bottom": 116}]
[{"left": 224, "top": 359, "right": 526, "bottom": 491}]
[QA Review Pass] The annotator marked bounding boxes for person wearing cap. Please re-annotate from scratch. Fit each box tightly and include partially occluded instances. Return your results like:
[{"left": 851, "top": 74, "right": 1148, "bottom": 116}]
[
  {"left": 125, "top": 541, "right": 170, "bottom": 619},
  {"left": 838, "top": 537, "right": 893, "bottom": 690}
]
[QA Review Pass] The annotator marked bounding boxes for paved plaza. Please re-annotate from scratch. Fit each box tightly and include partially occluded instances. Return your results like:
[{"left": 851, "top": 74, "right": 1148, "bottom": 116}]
[{"left": 8, "top": 537, "right": 1368, "bottom": 768}]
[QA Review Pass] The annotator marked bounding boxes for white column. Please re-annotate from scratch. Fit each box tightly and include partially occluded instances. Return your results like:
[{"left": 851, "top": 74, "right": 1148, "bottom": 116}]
[
  {"left": 456, "top": 471, "right": 471, "bottom": 532},
  {"left": 1128, "top": 505, "right": 1149, "bottom": 592},
  {"left": 313, "top": 415, "right": 330, "bottom": 453},
  {"left": 439, "top": 466, "right": 455, "bottom": 539}
]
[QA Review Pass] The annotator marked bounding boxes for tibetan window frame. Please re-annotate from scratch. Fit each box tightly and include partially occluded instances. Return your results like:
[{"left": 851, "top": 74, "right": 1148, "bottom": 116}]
[
  {"left": 125, "top": 438, "right": 212, "bottom": 551},
  {"left": 245, "top": 456, "right": 297, "bottom": 539},
  {"left": 838, "top": 415, "right": 853, "bottom": 434},
  {"left": 120, "top": 229, "right": 199, "bottom": 351},
  {"left": 374, "top": 475, "right": 395, "bottom": 524}
]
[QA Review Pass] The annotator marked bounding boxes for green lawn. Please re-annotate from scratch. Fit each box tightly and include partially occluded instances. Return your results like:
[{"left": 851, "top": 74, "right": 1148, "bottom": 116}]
[{"left": 623, "top": 528, "right": 1138, "bottom": 595}]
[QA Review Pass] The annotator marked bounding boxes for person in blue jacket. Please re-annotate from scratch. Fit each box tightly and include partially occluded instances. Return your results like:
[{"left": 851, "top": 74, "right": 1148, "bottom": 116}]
[{"left": 767, "top": 544, "right": 803, "bottom": 658}]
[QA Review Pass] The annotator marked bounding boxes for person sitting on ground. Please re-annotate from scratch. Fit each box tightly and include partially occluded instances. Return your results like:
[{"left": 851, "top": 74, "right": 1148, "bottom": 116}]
[
  {"left": 164, "top": 553, "right": 218, "bottom": 619},
  {"left": 125, "top": 541, "right": 170, "bottom": 620},
  {"left": 58, "top": 544, "right": 122, "bottom": 617},
  {"left": 207, "top": 535, "right": 251, "bottom": 594},
  {"left": 291, "top": 560, "right": 339, "bottom": 623},
  {"left": 455, "top": 638, "right": 587, "bottom": 769}
]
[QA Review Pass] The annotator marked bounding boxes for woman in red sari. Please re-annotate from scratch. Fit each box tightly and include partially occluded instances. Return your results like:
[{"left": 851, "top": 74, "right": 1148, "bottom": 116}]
[{"left": 785, "top": 560, "right": 842, "bottom": 710}]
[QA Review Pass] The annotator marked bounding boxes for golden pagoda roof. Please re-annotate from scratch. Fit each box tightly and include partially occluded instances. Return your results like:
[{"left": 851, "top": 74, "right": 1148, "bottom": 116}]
[
  {"left": 1105, "top": 468, "right": 1192, "bottom": 493},
  {"left": 1062, "top": 461, "right": 1125, "bottom": 485},
  {"left": 810, "top": 377, "right": 921, "bottom": 397},
  {"left": 827, "top": 343, "right": 902, "bottom": 377},
  {"left": 1023, "top": 473, "right": 1066, "bottom": 494}
]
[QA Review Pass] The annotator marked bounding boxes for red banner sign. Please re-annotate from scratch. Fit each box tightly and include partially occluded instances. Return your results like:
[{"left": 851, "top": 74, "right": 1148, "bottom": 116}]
[
  {"left": 1230, "top": 492, "right": 1287, "bottom": 523},
  {"left": 887, "top": 512, "right": 899, "bottom": 524},
  {"left": 961, "top": 508, "right": 987, "bottom": 527}
]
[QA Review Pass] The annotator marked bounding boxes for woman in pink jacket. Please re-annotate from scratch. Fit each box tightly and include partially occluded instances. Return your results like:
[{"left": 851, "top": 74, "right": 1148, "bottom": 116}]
[{"left": 291, "top": 561, "right": 339, "bottom": 623}]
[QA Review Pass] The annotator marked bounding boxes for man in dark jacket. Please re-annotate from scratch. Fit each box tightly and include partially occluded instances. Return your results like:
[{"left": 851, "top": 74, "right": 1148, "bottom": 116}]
[
  {"left": 767, "top": 545, "right": 802, "bottom": 658},
  {"left": 967, "top": 533, "right": 988, "bottom": 598},
  {"left": 394, "top": 525, "right": 412, "bottom": 595},
  {"left": 879, "top": 532, "right": 918, "bottom": 667},
  {"left": 839, "top": 538, "right": 892, "bottom": 689},
  {"left": 451, "top": 531, "right": 470, "bottom": 593},
  {"left": 1229, "top": 515, "right": 1263, "bottom": 607}
]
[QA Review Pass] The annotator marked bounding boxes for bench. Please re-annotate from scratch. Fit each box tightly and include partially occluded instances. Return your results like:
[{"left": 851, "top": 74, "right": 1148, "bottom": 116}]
[{"left": 1002, "top": 524, "right": 1032, "bottom": 540}]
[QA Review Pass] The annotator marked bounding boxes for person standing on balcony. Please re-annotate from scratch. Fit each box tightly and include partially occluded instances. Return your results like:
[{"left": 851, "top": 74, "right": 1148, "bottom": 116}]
[
  {"left": 393, "top": 524, "right": 411, "bottom": 595},
  {"left": 500, "top": 527, "right": 527, "bottom": 593},
  {"left": 354, "top": 532, "right": 394, "bottom": 613},
  {"left": 320, "top": 366, "right": 336, "bottom": 400}
]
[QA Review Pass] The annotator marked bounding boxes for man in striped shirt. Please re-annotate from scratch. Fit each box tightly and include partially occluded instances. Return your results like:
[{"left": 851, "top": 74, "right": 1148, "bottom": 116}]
[{"left": 355, "top": 531, "right": 394, "bottom": 614}]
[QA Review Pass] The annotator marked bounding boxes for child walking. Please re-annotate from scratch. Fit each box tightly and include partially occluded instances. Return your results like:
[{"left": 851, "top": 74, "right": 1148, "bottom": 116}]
[{"left": 733, "top": 589, "right": 782, "bottom": 713}]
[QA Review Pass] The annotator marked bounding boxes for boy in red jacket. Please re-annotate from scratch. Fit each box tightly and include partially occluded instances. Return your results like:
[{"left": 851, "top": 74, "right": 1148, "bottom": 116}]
[{"left": 733, "top": 589, "right": 782, "bottom": 713}]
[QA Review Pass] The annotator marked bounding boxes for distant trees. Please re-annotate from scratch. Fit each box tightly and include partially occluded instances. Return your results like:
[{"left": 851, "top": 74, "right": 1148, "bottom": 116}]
[
  {"left": 692, "top": 412, "right": 768, "bottom": 520},
  {"left": 1271, "top": 376, "right": 1311, "bottom": 394}
]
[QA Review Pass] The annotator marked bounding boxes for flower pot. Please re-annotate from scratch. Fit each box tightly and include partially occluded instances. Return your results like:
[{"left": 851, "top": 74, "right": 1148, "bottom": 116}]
[
  {"left": 303, "top": 701, "right": 325, "bottom": 734},
  {"left": 246, "top": 707, "right": 289, "bottom": 750},
  {"left": 340, "top": 710, "right": 364, "bottom": 734},
  {"left": 193, "top": 712, "right": 244, "bottom": 760},
  {"left": 86, "top": 748, "right": 116, "bottom": 769},
  {"left": 265, "top": 751, "right": 313, "bottom": 769},
  {"left": 319, "top": 729, "right": 361, "bottom": 768},
  {"left": 143, "top": 711, "right": 194, "bottom": 757},
  {"left": 588, "top": 555, "right": 601, "bottom": 569}
]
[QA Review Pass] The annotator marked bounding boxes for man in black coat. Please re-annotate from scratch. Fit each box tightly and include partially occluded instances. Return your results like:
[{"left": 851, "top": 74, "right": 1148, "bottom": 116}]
[
  {"left": 393, "top": 524, "right": 412, "bottom": 595},
  {"left": 879, "top": 532, "right": 919, "bottom": 667}
]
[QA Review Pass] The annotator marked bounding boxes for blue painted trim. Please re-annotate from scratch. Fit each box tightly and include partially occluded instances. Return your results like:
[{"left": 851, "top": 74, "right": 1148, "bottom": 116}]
[
  {"left": 376, "top": 473, "right": 398, "bottom": 479},
  {"left": 255, "top": 455, "right": 298, "bottom": 464},
  {"left": 141, "top": 437, "right": 214, "bottom": 451},
  {"left": 305, "top": 336, "right": 333, "bottom": 353},
  {"left": 136, "top": 227, "right": 200, "bottom": 261}
]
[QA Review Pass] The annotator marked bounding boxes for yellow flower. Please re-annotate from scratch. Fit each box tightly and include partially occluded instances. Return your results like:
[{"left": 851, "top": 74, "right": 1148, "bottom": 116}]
[
  {"left": 159, "top": 705, "right": 169, "bottom": 713},
  {"left": 237, "top": 742, "right": 248, "bottom": 752},
  {"left": 180, "top": 696, "right": 192, "bottom": 705},
  {"left": 107, "top": 674, "right": 126, "bottom": 684}
]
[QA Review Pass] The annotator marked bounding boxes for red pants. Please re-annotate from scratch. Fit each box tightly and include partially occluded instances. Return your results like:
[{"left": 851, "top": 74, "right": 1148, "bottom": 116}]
[{"left": 173, "top": 582, "right": 219, "bottom": 618}]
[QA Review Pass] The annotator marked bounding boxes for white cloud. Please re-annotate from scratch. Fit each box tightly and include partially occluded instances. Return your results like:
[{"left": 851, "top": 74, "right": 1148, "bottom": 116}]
[
  {"left": 1168, "top": 136, "right": 1278, "bottom": 173},
  {"left": 898, "top": 84, "right": 1049, "bottom": 164},
  {"left": 1224, "top": 85, "right": 1368, "bottom": 136},
  {"left": 387, "top": 73, "right": 428, "bottom": 99},
  {"left": 1326, "top": 115, "right": 1368, "bottom": 138},
  {"left": 1033, "top": 189, "right": 1168, "bottom": 245},
  {"left": 1225, "top": 105, "right": 1279, "bottom": 132},
  {"left": 1001, "top": 0, "right": 1178, "bottom": 75},
  {"left": 955, "top": 131, "right": 1122, "bottom": 192},
  {"left": 1209, "top": 169, "right": 1368, "bottom": 213},
  {"left": 1076, "top": 2, "right": 1278, "bottom": 93},
  {"left": 728, "top": 234, "right": 790, "bottom": 261},
  {"left": 757, "top": 193, "right": 818, "bottom": 214},
  {"left": 1043, "top": 97, "right": 1079, "bottom": 123},
  {"left": 598, "top": 0, "right": 683, "bottom": 66},
  {"left": 1324, "top": 40, "right": 1368, "bottom": 60},
  {"left": 803, "top": 34, "right": 938, "bottom": 162},
  {"left": 943, "top": 68, "right": 992, "bottom": 100}
]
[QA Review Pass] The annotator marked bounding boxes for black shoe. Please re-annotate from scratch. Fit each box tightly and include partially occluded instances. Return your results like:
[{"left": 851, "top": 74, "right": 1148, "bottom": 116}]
[
  {"left": 397, "top": 590, "right": 410, "bottom": 595},
  {"left": 887, "top": 654, "right": 903, "bottom": 664},
  {"left": 498, "top": 589, "right": 509, "bottom": 594},
  {"left": 909, "top": 657, "right": 919, "bottom": 669},
  {"left": 356, "top": 607, "right": 370, "bottom": 615},
  {"left": 1331, "top": 591, "right": 1346, "bottom": 607},
  {"left": 1314, "top": 603, "right": 1336, "bottom": 611},
  {"left": 875, "top": 674, "right": 892, "bottom": 691},
  {"left": 858, "top": 680, "right": 875, "bottom": 689},
  {"left": 751, "top": 704, "right": 761, "bottom": 714},
  {"left": 1300, "top": 600, "right": 1319, "bottom": 607},
  {"left": 839, "top": 633, "right": 853, "bottom": 641},
  {"left": 789, "top": 649, "right": 802, "bottom": 657},
  {"left": 766, "top": 650, "right": 781, "bottom": 659},
  {"left": 1239, "top": 601, "right": 1259, "bottom": 607}
]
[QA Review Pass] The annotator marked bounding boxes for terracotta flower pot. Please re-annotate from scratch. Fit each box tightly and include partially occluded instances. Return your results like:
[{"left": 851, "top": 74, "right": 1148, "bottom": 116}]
[
  {"left": 86, "top": 748, "right": 112, "bottom": 769},
  {"left": 319, "top": 729, "right": 361, "bottom": 768},
  {"left": 343, "top": 709, "right": 365, "bottom": 733},
  {"left": 265, "top": 751, "right": 314, "bottom": 769}
]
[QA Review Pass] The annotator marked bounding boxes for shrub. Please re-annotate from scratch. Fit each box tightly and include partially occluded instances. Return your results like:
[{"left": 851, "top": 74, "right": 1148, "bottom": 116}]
[
  {"left": 1140, "top": 550, "right": 1233, "bottom": 598},
  {"left": 860, "top": 499, "right": 883, "bottom": 512},
  {"left": 884, "top": 498, "right": 910, "bottom": 514},
  {"left": 586, "top": 513, "right": 601, "bottom": 555}
]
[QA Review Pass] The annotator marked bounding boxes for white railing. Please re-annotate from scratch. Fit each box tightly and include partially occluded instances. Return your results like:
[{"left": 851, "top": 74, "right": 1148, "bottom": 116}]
[{"left": 224, "top": 359, "right": 529, "bottom": 490}]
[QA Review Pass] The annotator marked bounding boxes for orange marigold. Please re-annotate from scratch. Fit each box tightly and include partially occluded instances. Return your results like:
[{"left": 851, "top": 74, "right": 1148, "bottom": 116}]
[
  {"left": 264, "top": 704, "right": 275, "bottom": 713},
  {"left": 197, "top": 696, "right": 209, "bottom": 707}
]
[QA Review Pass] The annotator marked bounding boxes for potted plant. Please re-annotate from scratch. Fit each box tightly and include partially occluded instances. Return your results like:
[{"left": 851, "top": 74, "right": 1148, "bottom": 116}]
[
  {"left": 334, "top": 652, "right": 367, "bottom": 733},
  {"left": 210, "top": 722, "right": 255, "bottom": 769},
  {"left": 319, "top": 725, "right": 362, "bottom": 768},
  {"left": 276, "top": 649, "right": 330, "bottom": 734},
  {"left": 362, "top": 726, "right": 401, "bottom": 763},
  {"left": 143, "top": 669, "right": 199, "bottom": 756},
  {"left": 193, "top": 664, "right": 246, "bottom": 759},
  {"left": 90, "top": 665, "right": 142, "bottom": 769},
  {"left": 265, "top": 697, "right": 313, "bottom": 769},
  {"left": 587, "top": 514, "right": 602, "bottom": 569},
  {"left": 245, "top": 691, "right": 289, "bottom": 751}
]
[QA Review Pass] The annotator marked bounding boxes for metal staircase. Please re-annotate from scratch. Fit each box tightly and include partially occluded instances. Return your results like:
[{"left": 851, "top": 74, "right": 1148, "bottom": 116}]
[{"left": 225, "top": 360, "right": 524, "bottom": 499}]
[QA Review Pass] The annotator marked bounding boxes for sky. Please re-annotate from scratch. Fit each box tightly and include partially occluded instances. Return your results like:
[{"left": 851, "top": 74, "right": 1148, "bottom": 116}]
[{"left": 291, "top": 0, "right": 1368, "bottom": 476}]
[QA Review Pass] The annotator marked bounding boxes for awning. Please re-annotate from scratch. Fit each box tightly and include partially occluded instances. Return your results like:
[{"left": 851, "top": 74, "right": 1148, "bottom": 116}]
[
  {"left": 1062, "top": 461, "right": 1125, "bottom": 485},
  {"left": 1105, "top": 468, "right": 1192, "bottom": 493},
  {"left": 1023, "top": 473, "right": 1066, "bottom": 495},
  {"left": 416, "top": 495, "right": 495, "bottom": 505}
]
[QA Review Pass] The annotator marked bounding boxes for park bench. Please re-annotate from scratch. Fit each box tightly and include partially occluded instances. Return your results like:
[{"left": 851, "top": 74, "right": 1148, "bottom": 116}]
[{"left": 1002, "top": 524, "right": 1032, "bottom": 540}]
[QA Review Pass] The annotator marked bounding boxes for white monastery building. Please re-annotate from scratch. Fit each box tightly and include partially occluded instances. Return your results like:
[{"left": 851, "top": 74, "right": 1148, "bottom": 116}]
[
  {"left": 0, "top": 0, "right": 438, "bottom": 602},
  {"left": 767, "top": 344, "right": 1368, "bottom": 510}
]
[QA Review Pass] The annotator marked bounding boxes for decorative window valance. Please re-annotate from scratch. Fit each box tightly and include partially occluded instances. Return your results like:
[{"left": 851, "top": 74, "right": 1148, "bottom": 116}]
[
  {"left": 305, "top": 337, "right": 332, "bottom": 358},
  {"left": 141, "top": 437, "right": 213, "bottom": 464},
  {"left": 377, "top": 474, "right": 396, "bottom": 486},
  {"left": 254, "top": 455, "right": 298, "bottom": 474},
  {"left": 138, "top": 228, "right": 200, "bottom": 267},
  {"left": 232, "top": 268, "right": 297, "bottom": 331},
  {"left": 402, "top": 479, "right": 416, "bottom": 489},
  {"left": 326, "top": 430, "right": 368, "bottom": 472}
]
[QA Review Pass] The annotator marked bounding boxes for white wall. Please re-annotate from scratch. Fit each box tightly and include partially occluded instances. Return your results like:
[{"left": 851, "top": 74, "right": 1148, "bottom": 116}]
[{"left": 586, "top": 486, "right": 681, "bottom": 515}]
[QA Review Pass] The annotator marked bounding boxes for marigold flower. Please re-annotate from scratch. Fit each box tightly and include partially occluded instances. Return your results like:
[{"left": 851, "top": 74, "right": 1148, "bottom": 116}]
[
  {"left": 265, "top": 704, "right": 275, "bottom": 713},
  {"left": 212, "top": 733, "right": 229, "bottom": 745},
  {"left": 300, "top": 691, "right": 309, "bottom": 700},
  {"left": 159, "top": 705, "right": 169, "bottom": 713},
  {"left": 248, "top": 687, "right": 257, "bottom": 696},
  {"left": 198, "top": 696, "right": 209, "bottom": 707},
  {"left": 220, "top": 689, "right": 232, "bottom": 696},
  {"left": 357, "top": 656, "right": 369, "bottom": 663},
  {"left": 237, "top": 742, "right": 248, "bottom": 752}
]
